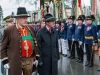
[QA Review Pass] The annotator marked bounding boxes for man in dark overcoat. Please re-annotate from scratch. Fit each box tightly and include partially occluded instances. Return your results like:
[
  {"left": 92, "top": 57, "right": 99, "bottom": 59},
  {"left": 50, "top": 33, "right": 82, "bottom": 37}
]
[
  {"left": 37, "top": 14, "right": 60, "bottom": 75},
  {"left": 1, "top": 7, "right": 40, "bottom": 75}
]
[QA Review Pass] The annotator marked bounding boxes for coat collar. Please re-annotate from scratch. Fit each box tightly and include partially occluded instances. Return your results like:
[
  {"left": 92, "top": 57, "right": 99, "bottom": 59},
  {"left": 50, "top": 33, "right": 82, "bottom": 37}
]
[{"left": 43, "top": 26, "right": 55, "bottom": 34}]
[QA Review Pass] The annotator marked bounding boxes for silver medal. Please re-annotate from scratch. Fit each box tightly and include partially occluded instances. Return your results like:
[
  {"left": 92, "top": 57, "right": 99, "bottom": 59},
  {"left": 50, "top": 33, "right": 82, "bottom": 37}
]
[{"left": 24, "top": 45, "right": 29, "bottom": 50}]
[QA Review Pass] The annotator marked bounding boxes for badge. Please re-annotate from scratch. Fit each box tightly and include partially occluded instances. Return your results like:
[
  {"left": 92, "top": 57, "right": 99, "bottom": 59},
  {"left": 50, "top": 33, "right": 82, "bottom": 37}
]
[
  {"left": 56, "top": 29, "right": 58, "bottom": 31},
  {"left": 70, "top": 25, "right": 72, "bottom": 28},
  {"left": 24, "top": 45, "right": 29, "bottom": 50},
  {"left": 78, "top": 26, "right": 81, "bottom": 29},
  {"left": 87, "top": 27, "right": 91, "bottom": 31}
]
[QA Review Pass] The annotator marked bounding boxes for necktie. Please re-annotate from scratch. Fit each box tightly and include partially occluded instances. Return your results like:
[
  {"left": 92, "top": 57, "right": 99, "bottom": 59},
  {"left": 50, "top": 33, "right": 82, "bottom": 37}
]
[
  {"left": 88, "top": 24, "right": 90, "bottom": 26},
  {"left": 48, "top": 28, "right": 51, "bottom": 34}
]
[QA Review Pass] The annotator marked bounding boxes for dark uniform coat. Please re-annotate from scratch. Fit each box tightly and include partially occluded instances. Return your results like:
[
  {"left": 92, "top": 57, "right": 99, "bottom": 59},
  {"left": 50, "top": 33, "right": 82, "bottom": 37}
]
[
  {"left": 37, "top": 26, "right": 60, "bottom": 75},
  {"left": 67, "top": 23, "right": 76, "bottom": 40},
  {"left": 84, "top": 24, "right": 97, "bottom": 44},
  {"left": 1, "top": 25, "right": 39, "bottom": 75}
]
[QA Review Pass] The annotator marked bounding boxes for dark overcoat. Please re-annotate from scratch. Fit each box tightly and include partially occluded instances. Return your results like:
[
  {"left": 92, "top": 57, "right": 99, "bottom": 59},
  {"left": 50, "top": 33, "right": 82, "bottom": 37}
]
[
  {"left": 36, "top": 26, "right": 60, "bottom": 75},
  {"left": 1, "top": 25, "right": 39, "bottom": 75}
]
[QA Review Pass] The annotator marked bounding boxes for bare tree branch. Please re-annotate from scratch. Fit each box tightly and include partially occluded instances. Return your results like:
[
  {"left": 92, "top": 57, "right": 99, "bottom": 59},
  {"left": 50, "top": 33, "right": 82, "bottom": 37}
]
[{"left": 8, "top": 0, "right": 38, "bottom": 5}]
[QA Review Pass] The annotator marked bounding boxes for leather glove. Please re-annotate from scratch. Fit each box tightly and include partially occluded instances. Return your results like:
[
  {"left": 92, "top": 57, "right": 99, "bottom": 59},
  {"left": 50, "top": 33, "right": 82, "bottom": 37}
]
[
  {"left": 33, "top": 60, "right": 38, "bottom": 67},
  {"left": 79, "top": 41, "right": 82, "bottom": 45},
  {"left": 93, "top": 43, "right": 96, "bottom": 45},
  {"left": 39, "top": 62, "right": 43, "bottom": 66},
  {"left": 72, "top": 38, "right": 74, "bottom": 41},
  {"left": 97, "top": 32, "right": 98, "bottom": 35},
  {"left": 4, "top": 63, "right": 10, "bottom": 69}
]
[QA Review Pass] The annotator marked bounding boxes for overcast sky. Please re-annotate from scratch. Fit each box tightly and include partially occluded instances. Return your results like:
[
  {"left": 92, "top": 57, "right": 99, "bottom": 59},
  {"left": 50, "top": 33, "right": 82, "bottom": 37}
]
[
  {"left": 0, "top": 0, "right": 40, "bottom": 18},
  {"left": 0, "top": 0, "right": 89, "bottom": 18}
]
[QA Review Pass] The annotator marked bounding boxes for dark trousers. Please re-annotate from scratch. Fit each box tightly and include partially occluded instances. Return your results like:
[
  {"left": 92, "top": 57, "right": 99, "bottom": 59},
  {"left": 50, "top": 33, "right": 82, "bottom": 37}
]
[
  {"left": 68, "top": 40, "right": 75, "bottom": 57},
  {"left": 75, "top": 41, "right": 83, "bottom": 60},
  {"left": 85, "top": 44, "right": 94, "bottom": 64}
]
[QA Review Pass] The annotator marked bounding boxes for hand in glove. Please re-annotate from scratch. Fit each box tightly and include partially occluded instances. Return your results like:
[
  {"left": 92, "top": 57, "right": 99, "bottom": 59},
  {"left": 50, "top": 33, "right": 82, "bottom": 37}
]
[
  {"left": 72, "top": 38, "right": 74, "bottom": 41},
  {"left": 4, "top": 63, "right": 10, "bottom": 69},
  {"left": 39, "top": 62, "right": 43, "bottom": 66},
  {"left": 93, "top": 43, "right": 96, "bottom": 45},
  {"left": 79, "top": 41, "right": 83, "bottom": 45},
  {"left": 33, "top": 60, "right": 38, "bottom": 67}
]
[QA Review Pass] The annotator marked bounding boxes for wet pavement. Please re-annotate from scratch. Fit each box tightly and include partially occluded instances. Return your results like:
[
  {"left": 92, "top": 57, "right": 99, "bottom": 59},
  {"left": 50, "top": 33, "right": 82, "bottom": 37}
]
[
  {"left": 0, "top": 53, "right": 100, "bottom": 75},
  {"left": 58, "top": 53, "right": 100, "bottom": 75}
]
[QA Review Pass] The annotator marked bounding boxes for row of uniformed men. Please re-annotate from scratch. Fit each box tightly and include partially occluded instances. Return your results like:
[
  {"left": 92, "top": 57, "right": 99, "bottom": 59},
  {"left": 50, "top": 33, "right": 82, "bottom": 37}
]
[{"left": 55, "top": 15, "right": 100, "bottom": 69}]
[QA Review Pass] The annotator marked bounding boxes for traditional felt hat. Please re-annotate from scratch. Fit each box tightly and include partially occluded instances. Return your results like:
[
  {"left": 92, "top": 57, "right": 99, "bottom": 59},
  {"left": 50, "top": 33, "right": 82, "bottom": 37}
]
[
  {"left": 14, "top": 7, "right": 30, "bottom": 18},
  {"left": 90, "top": 15, "right": 95, "bottom": 21},
  {"left": 79, "top": 15, "right": 85, "bottom": 20},
  {"left": 43, "top": 14, "right": 56, "bottom": 22},
  {"left": 85, "top": 16, "right": 92, "bottom": 20},
  {"left": 68, "top": 15, "right": 76, "bottom": 20},
  {"left": 3, "top": 15, "right": 13, "bottom": 22},
  {"left": 77, "top": 16, "right": 84, "bottom": 21}
]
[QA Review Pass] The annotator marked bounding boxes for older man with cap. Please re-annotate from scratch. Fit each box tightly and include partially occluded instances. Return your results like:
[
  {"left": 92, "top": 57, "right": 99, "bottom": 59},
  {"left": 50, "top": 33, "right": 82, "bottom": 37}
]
[
  {"left": 1, "top": 7, "right": 40, "bottom": 75},
  {"left": 0, "top": 15, "right": 14, "bottom": 75},
  {"left": 37, "top": 14, "right": 60, "bottom": 75},
  {"left": 0, "top": 15, "right": 14, "bottom": 42}
]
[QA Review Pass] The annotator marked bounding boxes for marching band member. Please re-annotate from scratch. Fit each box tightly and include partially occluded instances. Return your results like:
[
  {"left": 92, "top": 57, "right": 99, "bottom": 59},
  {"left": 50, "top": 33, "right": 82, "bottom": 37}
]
[
  {"left": 97, "top": 27, "right": 100, "bottom": 71},
  {"left": 84, "top": 16, "right": 97, "bottom": 67},
  {"left": 60, "top": 21, "right": 67, "bottom": 56},
  {"left": 55, "top": 21, "right": 61, "bottom": 54},
  {"left": 74, "top": 16, "right": 84, "bottom": 63},
  {"left": 67, "top": 16, "right": 76, "bottom": 59}
]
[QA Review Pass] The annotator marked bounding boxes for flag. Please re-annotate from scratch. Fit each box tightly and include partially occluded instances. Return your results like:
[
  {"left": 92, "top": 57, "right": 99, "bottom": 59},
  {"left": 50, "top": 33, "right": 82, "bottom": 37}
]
[
  {"left": 49, "top": 1, "right": 54, "bottom": 15},
  {"left": 75, "top": 0, "right": 78, "bottom": 18},
  {"left": 93, "top": 0, "right": 100, "bottom": 26},
  {"left": 53, "top": 3, "right": 56, "bottom": 18},
  {"left": 38, "top": 10, "right": 41, "bottom": 21},
  {"left": 91, "top": 0, "right": 96, "bottom": 15},
  {"left": 41, "top": 9, "right": 44, "bottom": 19},
  {"left": 96, "top": 0, "right": 100, "bottom": 18},
  {"left": 78, "top": 0, "right": 81, "bottom": 7},
  {"left": 62, "top": 0, "right": 66, "bottom": 19},
  {"left": 75, "top": 0, "right": 82, "bottom": 18}
]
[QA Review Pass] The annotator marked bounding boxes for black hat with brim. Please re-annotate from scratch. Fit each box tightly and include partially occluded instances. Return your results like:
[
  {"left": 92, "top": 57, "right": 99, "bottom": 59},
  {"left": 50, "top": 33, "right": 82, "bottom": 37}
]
[
  {"left": 85, "top": 16, "right": 92, "bottom": 20},
  {"left": 79, "top": 15, "right": 85, "bottom": 20},
  {"left": 43, "top": 14, "right": 56, "bottom": 22},
  {"left": 77, "top": 16, "right": 84, "bottom": 21},
  {"left": 14, "top": 7, "right": 30, "bottom": 18},
  {"left": 3, "top": 15, "right": 14, "bottom": 22},
  {"left": 68, "top": 16, "right": 75, "bottom": 20},
  {"left": 90, "top": 15, "right": 95, "bottom": 21}
]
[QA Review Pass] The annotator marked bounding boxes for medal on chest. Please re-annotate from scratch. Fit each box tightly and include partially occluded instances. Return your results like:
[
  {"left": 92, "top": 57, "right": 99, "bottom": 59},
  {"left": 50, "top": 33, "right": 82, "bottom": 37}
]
[
  {"left": 24, "top": 40, "right": 29, "bottom": 50},
  {"left": 24, "top": 45, "right": 29, "bottom": 50},
  {"left": 78, "top": 26, "right": 81, "bottom": 29},
  {"left": 69, "top": 25, "right": 72, "bottom": 28},
  {"left": 87, "top": 26, "right": 91, "bottom": 31}
]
